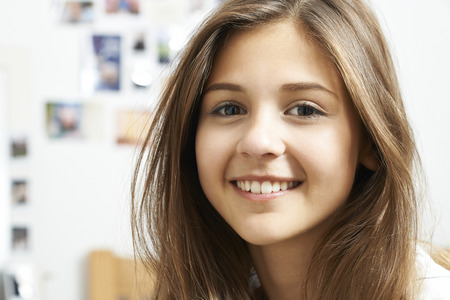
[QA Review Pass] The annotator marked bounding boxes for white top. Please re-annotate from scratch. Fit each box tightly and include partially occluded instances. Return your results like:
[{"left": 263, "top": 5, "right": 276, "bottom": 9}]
[
  {"left": 249, "top": 247, "right": 450, "bottom": 298},
  {"left": 417, "top": 248, "right": 450, "bottom": 299}
]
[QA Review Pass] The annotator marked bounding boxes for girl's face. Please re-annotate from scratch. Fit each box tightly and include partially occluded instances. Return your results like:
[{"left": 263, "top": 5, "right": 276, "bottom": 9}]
[{"left": 196, "top": 20, "right": 369, "bottom": 246}]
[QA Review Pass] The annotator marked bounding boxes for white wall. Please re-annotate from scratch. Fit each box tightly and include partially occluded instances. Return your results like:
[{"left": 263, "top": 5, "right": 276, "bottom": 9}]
[
  {"left": 373, "top": 0, "right": 450, "bottom": 246},
  {"left": 0, "top": 1, "right": 449, "bottom": 300}
]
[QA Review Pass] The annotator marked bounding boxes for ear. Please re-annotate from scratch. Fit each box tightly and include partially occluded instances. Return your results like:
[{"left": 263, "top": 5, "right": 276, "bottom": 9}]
[{"left": 359, "top": 139, "right": 379, "bottom": 171}]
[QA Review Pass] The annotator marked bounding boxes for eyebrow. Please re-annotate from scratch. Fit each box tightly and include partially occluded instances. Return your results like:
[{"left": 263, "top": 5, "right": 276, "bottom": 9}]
[
  {"left": 203, "top": 81, "right": 337, "bottom": 97},
  {"left": 203, "top": 83, "right": 244, "bottom": 94},
  {"left": 280, "top": 82, "right": 337, "bottom": 97}
]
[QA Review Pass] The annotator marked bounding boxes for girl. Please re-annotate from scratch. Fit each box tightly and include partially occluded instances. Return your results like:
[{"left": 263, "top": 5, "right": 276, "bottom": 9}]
[{"left": 131, "top": 0, "right": 450, "bottom": 298}]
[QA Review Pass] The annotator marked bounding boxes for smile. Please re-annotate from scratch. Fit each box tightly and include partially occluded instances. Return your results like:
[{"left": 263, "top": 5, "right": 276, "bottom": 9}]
[{"left": 235, "top": 180, "right": 301, "bottom": 194}]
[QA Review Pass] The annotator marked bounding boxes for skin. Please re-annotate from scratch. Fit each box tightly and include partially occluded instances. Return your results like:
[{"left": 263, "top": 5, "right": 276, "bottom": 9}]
[{"left": 195, "top": 20, "right": 373, "bottom": 299}]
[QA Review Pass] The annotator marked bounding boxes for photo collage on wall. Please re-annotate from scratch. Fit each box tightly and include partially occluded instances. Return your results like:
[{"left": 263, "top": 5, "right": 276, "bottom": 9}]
[
  {"left": 48, "top": 0, "right": 222, "bottom": 144},
  {"left": 3, "top": 128, "right": 34, "bottom": 299}
]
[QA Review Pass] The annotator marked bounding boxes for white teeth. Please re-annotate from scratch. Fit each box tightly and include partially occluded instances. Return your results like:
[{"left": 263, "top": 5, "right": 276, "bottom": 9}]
[
  {"left": 251, "top": 181, "right": 261, "bottom": 193},
  {"left": 244, "top": 181, "right": 251, "bottom": 191},
  {"left": 261, "top": 181, "right": 272, "bottom": 194},
  {"left": 236, "top": 180, "right": 298, "bottom": 194},
  {"left": 272, "top": 182, "right": 280, "bottom": 192}
]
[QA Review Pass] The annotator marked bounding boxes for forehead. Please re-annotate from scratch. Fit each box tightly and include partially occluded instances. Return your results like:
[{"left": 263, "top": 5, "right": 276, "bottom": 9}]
[{"left": 207, "top": 20, "right": 346, "bottom": 98}]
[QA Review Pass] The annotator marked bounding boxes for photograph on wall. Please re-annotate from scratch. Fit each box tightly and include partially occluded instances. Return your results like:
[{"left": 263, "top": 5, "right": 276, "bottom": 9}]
[
  {"left": 129, "top": 30, "right": 154, "bottom": 89},
  {"left": 11, "top": 180, "right": 28, "bottom": 206},
  {"left": 12, "top": 227, "right": 29, "bottom": 252},
  {"left": 46, "top": 102, "right": 104, "bottom": 140},
  {"left": 50, "top": 0, "right": 94, "bottom": 24},
  {"left": 105, "top": 0, "right": 139, "bottom": 14},
  {"left": 46, "top": 102, "right": 83, "bottom": 139},
  {"left": 115, "top": 109, "right": 152, "bottom": 145},
  {"left": 61, "top": 1, "right": 95, "bottom": 23},
  {"left": 157, "top": 34, "right": 170, "bottom": 64},
  {"left": 156, "top": 25, "right": 189, "bottom": 66},
  {"left": 10, "top": 134, "right": 27, "bottom": 158},
  {"left": 132, "top": 31, "right": 146, "bottom": 52},
  {"left": 92, "top": 35, "right": 122, "bottom": 91}
]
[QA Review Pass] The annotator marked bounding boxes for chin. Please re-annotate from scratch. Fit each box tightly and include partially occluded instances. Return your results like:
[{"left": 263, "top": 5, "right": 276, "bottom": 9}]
[{"left": 237, "top": 227, "right": 295, "bottom": 247}]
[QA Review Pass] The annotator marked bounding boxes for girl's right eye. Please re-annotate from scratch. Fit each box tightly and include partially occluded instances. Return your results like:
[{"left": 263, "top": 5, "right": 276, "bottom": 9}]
[{"left": 211, "top": 103, "right": 246, "bottom": 116}]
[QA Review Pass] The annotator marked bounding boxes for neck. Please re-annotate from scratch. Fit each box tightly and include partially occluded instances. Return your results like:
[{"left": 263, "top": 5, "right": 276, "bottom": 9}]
[{"left": 248, "top": 230, "right": 322, "bottom": 300}]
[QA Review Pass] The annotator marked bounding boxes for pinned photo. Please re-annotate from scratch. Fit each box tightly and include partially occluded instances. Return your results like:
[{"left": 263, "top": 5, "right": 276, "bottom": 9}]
[
  {"left": 116, "top": 109, "right": 152, "bottom": 145},
  {"left": 156, "top": 26, "right": 187, "bottom": 65},
  {"left": 61, "top": 1, "right": 95, "bottom": 23},
  {"left": 46, "top": 102, "right": 83, "bottom": 139},
  {"left": 129, "top": 30, "right": 154, "bottom": 89},
  {"left": 105, "top": 0, "right": 139, "bottom": 14},
  {"left": 92, "top": 35, "right": 121, "bottom": 91},
  {"left": 11, "top": 180, "right": 28, "bottom": 205},
  {"left": 157, "top": 30, "right": 171, "bottom": 65},
  {"left": 133, "top": 32, "right": 146, "bottom": 52},
  {"left": 46, "top": 102, "right": 104, "bottom": 140},
  {"left": 80, "top": 34, "right": 122, "bottom": 94},
  {"left": 12, "top": 227, "right": 29, "bottom": 252},
  {"left": 10, "top": 134, "right": 27, "bottom": 158}
]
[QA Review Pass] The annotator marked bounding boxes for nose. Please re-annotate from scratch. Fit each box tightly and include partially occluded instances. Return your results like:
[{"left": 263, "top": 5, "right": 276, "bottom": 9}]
[{"left": 236, "top": 112, "right": 285, "bottom": 158}]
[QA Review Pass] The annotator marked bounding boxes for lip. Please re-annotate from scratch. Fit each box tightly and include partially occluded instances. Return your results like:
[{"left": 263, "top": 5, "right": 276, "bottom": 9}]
[
  {"left": 233, "top": 185, "right": 287, "bottom": 201},
  {"left": 230, "top": 175, "right": 302, "bottom": 182}
]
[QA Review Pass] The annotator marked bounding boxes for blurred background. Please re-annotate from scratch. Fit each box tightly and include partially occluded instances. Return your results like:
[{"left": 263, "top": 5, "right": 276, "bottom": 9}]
[{"left": 0, "top": 0, "right": 449, "bottom": 299}]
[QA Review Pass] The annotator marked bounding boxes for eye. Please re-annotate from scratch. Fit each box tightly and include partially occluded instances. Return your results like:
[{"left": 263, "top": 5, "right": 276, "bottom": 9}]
[
  {"left": 286, "top": 103, "right": 323, "bottom": 118},
  {"left": 212, "top": 103, "right": 246, "bottom": 116}
]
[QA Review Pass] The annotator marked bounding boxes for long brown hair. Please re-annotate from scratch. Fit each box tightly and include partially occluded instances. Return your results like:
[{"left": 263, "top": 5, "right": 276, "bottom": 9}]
[{"left": 132, "top": 0, "right": 420, "bottom": 298}]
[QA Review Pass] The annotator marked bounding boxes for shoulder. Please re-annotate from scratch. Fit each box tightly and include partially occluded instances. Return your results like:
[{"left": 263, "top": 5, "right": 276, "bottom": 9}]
[{"left": 417, "top": 247, "right": 450, "bottom": 299}]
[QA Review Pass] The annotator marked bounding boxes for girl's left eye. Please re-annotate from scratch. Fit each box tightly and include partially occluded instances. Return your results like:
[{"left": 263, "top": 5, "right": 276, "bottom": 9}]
[
  {"left": 286, "top": 104, "right": 323, "bottom": 118},
  {"left": 212, "top": 103, "right": 246, "bottom": 116}
]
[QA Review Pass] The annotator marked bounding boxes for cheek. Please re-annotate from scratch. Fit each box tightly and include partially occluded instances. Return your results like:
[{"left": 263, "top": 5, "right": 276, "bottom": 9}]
[
  {"left": 293, "top": 125, "right": 360, "bottom": 190},
  {"left": 195, "top": 123, "right": 232, "bottom": 192},
  {"left": 195, "top": 124, "right": 237, "bottom": 220},
  {"left": 195, "top": 127, "right": 214, "bottom": 186}
]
